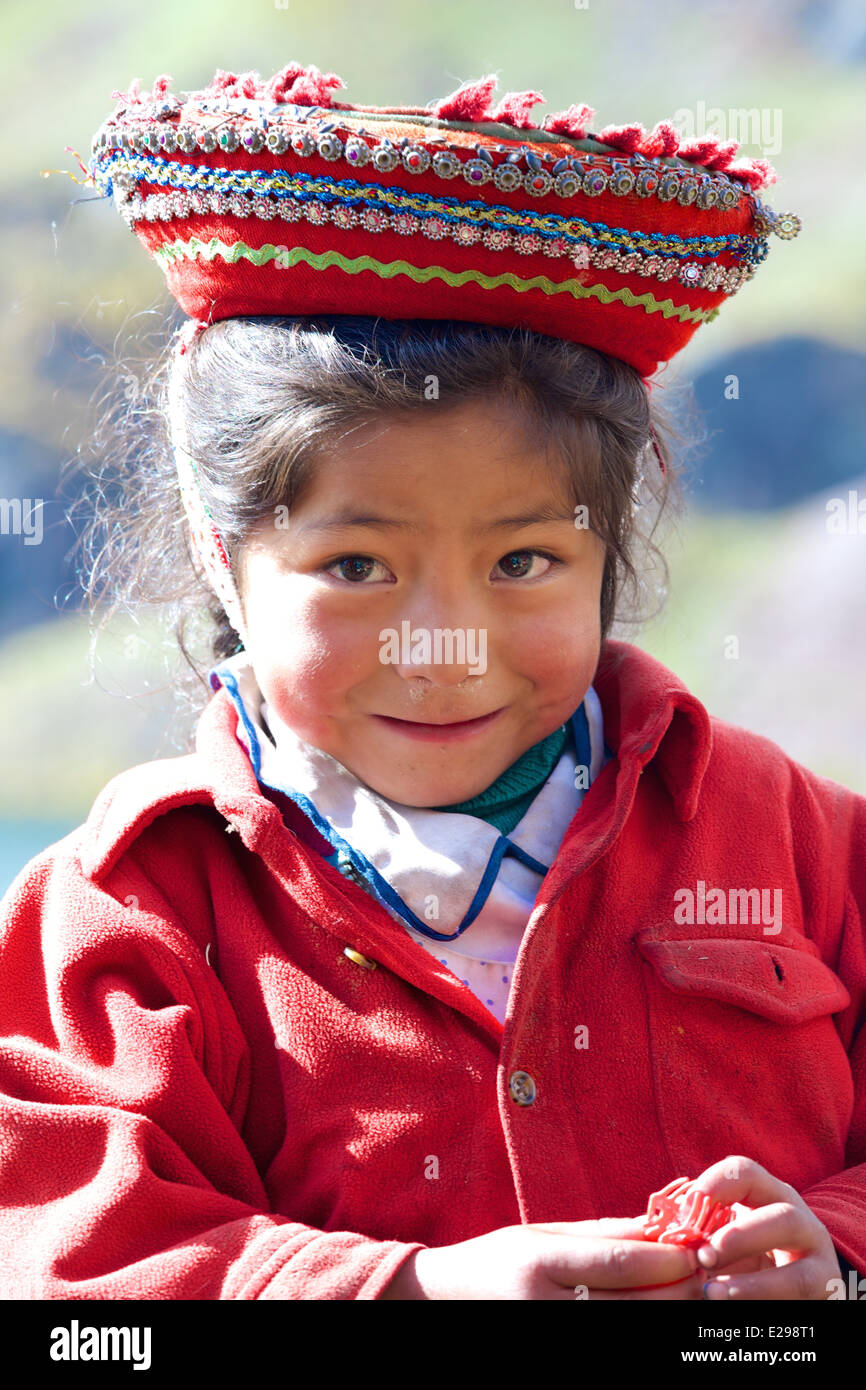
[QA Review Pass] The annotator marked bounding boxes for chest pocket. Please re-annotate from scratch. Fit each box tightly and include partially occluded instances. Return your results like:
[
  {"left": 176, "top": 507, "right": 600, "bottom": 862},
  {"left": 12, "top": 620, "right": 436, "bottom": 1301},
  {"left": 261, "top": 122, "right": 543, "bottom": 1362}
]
[
  {"left": 634, "top": 925, "right": 853, "bottom": 1190},
  {"left": 636, "top": 932, "right": 850, "bottom": 1024}
]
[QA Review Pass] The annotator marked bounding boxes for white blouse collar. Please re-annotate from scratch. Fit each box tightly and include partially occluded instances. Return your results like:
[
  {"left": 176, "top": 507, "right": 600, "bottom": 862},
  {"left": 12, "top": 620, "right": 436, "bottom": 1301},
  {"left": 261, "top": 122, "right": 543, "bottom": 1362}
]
[{"left": 212, "top": 652, "right": 608, "bottom": 942}]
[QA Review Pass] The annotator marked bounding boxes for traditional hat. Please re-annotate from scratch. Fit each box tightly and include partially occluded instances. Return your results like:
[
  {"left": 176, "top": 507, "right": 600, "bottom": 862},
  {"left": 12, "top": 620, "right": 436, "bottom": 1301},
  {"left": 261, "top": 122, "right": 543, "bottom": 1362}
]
[{"left": 83, "top": 62, "right": 801, "bottom": 637}]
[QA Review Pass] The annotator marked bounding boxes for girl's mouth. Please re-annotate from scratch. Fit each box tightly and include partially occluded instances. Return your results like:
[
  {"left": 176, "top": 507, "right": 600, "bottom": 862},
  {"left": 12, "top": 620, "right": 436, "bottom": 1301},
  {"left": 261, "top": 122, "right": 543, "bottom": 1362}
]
[{"left": 371, "top": 707, "right": 506, "bottom": 743}]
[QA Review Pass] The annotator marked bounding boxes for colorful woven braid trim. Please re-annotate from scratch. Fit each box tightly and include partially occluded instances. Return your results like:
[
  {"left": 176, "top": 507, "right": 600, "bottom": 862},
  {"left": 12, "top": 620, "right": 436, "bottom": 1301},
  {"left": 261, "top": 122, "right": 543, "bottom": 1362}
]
[
  {"left": 109, "top": 161, "right": 761, "bottom": 296},
  {"left": 84, "top": 61, "right": 801, "bottom": 378}
]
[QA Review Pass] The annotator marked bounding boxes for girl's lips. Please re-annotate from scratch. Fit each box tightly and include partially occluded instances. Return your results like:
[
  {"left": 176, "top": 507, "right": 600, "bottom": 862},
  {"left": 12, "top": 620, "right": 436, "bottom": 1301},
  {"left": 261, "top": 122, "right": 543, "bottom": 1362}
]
[{"left": 371, "top": 707, "right": 506, "bottom": 743}]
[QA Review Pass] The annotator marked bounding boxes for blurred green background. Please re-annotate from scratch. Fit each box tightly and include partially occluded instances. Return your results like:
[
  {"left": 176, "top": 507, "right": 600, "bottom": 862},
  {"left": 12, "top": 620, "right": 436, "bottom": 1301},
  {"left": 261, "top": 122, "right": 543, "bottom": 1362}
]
[{"left": 1, "top": 0, "right": 864, "bottom": 892}]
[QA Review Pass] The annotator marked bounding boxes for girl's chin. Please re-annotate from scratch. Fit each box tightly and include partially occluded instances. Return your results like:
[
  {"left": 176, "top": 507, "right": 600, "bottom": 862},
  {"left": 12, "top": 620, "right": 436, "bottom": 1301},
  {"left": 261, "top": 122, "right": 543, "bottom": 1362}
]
[{"left": 337, "top": 754, "right": 488, "bottom": 806}]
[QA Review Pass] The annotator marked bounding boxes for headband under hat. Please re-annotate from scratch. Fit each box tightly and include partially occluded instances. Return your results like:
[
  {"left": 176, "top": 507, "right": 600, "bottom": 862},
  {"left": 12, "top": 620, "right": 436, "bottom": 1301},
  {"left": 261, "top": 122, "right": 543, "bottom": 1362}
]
[{"left": 85, "top": 61, "right": 801, "bottom": 640}]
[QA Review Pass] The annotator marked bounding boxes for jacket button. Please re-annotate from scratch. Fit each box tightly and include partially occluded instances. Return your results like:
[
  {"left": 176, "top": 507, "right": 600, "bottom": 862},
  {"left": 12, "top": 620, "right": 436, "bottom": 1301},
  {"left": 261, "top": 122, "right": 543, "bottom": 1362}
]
[
  {"left": 343, "top": 946, "right": 378, "bottom": 971},
  {"left": 509, "top": 1070, "right": 537, "bottom": 1106}
]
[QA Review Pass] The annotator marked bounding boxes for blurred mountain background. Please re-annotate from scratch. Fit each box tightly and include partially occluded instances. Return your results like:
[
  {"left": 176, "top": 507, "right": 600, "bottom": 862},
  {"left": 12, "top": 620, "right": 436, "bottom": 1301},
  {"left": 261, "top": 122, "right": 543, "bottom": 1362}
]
[{"left": 0, "top": 0, "right": 864, "bottom": 891}]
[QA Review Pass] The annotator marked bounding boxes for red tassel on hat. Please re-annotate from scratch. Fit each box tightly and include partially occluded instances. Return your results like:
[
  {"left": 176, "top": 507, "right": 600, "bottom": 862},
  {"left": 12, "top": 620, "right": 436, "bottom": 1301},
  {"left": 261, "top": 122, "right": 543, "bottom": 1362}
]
[
  {"left": 638, "top": 120, "right": 682, "bottom": 158},
  {"left": 432, "top": 74, "right": 499, "bottom": 122},
  {"left": 489, "top": 89, "right": 547, "bottom": 129},
  {"left": 595, "top": 122, "right": 646, "bottom": 154},
  {"left": 542, "top": 103, "right": 596, "bottom": 137}
]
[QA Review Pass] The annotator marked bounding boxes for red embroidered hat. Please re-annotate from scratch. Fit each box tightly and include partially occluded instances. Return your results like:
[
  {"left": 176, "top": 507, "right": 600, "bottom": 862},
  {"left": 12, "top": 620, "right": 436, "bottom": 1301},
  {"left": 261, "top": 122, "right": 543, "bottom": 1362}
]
[{"left": 87, "top": 61, "right": 802, "bottom": 380}]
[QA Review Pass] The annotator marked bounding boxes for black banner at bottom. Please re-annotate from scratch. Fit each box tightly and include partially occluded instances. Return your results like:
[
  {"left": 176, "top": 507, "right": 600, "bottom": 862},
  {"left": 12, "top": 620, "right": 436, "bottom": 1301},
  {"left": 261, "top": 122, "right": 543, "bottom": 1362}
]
[{"left": 3, "top": 1293, "right": 861, "bottom": 1376}]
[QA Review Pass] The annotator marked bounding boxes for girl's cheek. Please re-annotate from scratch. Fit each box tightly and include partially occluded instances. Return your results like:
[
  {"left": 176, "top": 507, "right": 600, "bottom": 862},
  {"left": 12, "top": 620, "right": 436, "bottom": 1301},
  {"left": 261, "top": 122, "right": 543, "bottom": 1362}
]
[
  {"left": 257, "top": 632, "right": 373, "bottom": 737},
  {"left": 250, "top": 585, "right": 349, "bottom": 671},
  {"left": 267, "top": 649, "right": 353, "bottom": 707},
  {"left": 260, "top": 674, "right": 347, "bottom": 749},
  {"left": 507, "top": 605, "right": 600, "bottom": 680}
]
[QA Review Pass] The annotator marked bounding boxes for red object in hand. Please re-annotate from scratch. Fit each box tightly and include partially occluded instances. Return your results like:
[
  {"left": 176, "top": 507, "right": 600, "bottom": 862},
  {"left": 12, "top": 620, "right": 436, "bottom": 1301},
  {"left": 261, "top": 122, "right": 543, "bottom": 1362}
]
[
  {"left": 642, "top": 1175, "right": 736, "bottom": 1249},
  {"left": 619, "top": 1176, "right": 739, "bottom": 1293}
]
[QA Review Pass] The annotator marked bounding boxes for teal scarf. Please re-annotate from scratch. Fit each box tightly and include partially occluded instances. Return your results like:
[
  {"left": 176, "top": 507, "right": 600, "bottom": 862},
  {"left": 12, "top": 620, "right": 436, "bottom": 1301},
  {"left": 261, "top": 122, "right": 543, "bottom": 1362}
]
[{"left": 434, "top": 722, "right": 572, "bottom": 836}]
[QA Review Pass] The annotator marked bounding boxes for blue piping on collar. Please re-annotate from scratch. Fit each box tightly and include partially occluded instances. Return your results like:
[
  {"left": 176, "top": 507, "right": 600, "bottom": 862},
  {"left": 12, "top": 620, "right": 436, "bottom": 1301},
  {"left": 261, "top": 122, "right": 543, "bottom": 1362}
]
[{"left": 212, "top": 663, "right": 594, "bottom": 942}]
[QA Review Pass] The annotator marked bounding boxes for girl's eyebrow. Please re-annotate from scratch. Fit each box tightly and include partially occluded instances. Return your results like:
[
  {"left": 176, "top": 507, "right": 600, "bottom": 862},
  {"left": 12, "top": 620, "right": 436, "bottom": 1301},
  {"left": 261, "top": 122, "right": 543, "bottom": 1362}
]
[{"left": 296, "top": 504, "right": 576, "bottom": 538}]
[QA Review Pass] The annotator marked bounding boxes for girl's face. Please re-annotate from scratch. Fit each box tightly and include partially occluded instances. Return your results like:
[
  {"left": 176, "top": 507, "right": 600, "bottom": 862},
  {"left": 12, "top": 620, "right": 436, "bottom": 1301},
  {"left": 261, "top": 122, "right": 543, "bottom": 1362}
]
[{"left": 239, "top": 396, "right": 607, "bottom": 807}]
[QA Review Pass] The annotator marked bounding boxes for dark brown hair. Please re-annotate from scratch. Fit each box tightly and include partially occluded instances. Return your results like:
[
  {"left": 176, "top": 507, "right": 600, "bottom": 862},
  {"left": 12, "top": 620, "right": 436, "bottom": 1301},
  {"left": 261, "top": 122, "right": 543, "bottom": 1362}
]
[{"left": 68, "top": 313, "right": 688, "bottom": 736}]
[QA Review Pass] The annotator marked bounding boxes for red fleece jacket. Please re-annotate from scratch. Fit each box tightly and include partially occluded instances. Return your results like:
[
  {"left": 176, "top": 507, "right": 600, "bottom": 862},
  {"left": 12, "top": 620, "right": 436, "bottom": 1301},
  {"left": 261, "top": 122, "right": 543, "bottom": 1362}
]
[{"left": 0, "top": 639, "right": 864, "bottom": 1299}]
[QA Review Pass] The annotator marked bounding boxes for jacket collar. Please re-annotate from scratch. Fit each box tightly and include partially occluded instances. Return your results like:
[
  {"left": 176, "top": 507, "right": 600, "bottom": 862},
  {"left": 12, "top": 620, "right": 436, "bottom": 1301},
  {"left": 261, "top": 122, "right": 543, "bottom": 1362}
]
[
  {"left": 79, "top": 639, "right": 712, "bottom": 882},
  {"left": 593, "top": 639, "right": 713, "bottom": 821}
]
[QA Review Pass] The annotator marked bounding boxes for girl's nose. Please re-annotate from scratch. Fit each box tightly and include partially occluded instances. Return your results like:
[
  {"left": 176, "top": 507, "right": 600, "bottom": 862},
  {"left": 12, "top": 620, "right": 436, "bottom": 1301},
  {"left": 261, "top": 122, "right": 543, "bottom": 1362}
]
[
  {"left": 398, "top": 660, "right": 486, "bottom": 691},
  {"left": 383, "top": 620, "right": 489, "bottom": 688},
  {"left": 383, "top": 573, "right": 490, "bottom": 686},
  {"left": 405, "top": 672, "right": 481, "bottom": 702}
]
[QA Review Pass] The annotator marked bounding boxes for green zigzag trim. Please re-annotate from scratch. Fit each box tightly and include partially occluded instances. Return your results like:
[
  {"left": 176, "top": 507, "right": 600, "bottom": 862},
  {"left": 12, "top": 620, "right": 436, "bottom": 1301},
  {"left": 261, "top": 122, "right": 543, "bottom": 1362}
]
[{"left": 153, "top": 237, "right": 720, "bottom": 326}]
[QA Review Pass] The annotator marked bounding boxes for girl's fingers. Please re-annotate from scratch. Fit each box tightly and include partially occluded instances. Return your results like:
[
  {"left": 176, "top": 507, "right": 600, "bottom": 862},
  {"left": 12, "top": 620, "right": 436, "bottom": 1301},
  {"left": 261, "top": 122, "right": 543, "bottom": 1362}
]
[
  {"left": 697, "top": 1200, "right": 814, "bottom": 1270},
  {"left": 708, "top": 1251, "right": 776, "bottom": 1278},
  {"left": 702, "top": 1256, "right": 831, "bottom": 1302},
  {"left": 544, "top": 1236, "right": 699, "bottom": 1290},
  {"left": 533, "top": 1219, "right": 704, "bottom": 1294},
  {"left": 684, "top": 1156, "right": 835, "bottom": 1285},
  {"left": 687, "top": 1155, "right": 800, "bottom": 1211}
]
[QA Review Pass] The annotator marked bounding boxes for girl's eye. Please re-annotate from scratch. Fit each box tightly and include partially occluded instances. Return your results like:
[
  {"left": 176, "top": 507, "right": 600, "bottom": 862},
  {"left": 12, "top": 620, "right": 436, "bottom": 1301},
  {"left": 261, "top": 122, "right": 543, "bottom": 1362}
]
[
  {"left": 321, "top": 548, "right": 561, "bottom": 584},
  {"left": 494, "top": 549, "right": 560, "bottom": 580},
  {"left": 323, "top": 555, "right": 392, "bottom": 583}
]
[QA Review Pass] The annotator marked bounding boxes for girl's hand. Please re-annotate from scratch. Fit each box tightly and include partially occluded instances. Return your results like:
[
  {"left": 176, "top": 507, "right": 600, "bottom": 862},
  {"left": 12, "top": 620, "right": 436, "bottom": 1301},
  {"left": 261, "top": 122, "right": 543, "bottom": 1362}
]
[
  {"left": 688, "top": 1156, "right": 843, "bottom": 1300},
  {"left": 380, "top": 1217, "right": 706, "bottom": 1300}
]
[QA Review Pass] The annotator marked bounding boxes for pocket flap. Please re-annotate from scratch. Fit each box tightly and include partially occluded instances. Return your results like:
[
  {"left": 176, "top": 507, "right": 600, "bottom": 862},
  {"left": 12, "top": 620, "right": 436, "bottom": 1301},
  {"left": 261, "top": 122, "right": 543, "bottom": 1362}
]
[{"left": 635, "top": 929, "right": 850, "bottom": 1025}]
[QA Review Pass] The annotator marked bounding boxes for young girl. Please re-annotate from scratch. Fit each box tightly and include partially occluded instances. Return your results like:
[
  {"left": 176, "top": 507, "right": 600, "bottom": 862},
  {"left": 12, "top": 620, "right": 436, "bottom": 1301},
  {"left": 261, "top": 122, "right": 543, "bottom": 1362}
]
[{"left": 1, "top": 61, "right": 862, "bottom": 1302}]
